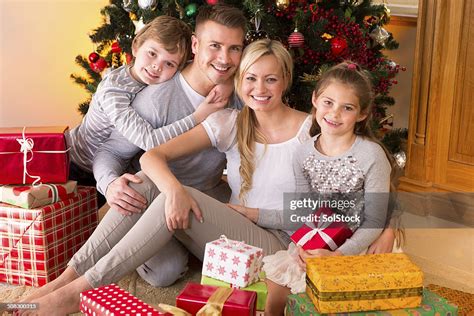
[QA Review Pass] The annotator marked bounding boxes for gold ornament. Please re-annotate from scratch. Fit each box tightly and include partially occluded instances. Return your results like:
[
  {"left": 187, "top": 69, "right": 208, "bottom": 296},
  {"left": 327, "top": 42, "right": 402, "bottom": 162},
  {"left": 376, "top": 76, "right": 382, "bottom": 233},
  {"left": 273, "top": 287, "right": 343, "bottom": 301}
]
[
  {"left": 276, "top": 0, "right": 290, "bottom": 10},
  {"left": 321, "top": 33, "right": 334, "bottom": 41},
  {"left": 129, "top": 12, "right": 138, "bottom": 21},
  {"left": 175, "top": 0, "right": 185, "bottom": 19}
]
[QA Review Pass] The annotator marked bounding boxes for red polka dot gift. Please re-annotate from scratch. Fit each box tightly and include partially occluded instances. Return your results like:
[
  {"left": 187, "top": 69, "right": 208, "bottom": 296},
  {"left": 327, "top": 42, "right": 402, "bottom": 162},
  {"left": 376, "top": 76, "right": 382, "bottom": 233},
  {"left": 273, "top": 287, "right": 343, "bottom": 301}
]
[{"left": 80, "top": 284, "right": 171, "bottom": 316}]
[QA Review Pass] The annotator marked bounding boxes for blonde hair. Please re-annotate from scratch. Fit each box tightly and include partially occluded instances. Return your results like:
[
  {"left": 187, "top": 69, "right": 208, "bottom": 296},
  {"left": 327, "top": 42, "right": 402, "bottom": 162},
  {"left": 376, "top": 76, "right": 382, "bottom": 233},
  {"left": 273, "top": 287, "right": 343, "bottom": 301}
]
[
  {"left": 132, "top": 15, "right": 192, "bottom": 70},
  {"left": 235, "top": 39, "right": 293, "bottom": 203}
]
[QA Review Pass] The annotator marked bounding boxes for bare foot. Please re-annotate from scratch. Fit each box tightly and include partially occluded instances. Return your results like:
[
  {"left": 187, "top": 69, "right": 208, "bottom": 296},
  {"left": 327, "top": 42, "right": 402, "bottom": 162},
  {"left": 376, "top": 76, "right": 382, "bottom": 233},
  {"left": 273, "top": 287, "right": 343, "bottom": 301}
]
[
  {"left": 18, "top": 267, "right": 79, "bottom": 305},
  {"left": 19, "top": 276, "right": 91, "bottom": 316}
]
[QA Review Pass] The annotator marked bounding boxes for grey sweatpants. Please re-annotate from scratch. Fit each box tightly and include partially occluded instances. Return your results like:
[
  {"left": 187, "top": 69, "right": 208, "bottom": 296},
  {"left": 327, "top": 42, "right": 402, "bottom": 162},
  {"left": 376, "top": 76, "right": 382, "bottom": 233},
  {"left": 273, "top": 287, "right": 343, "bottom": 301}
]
[{"left": 68, "top": 171, "right": 287, "bottom": 288}]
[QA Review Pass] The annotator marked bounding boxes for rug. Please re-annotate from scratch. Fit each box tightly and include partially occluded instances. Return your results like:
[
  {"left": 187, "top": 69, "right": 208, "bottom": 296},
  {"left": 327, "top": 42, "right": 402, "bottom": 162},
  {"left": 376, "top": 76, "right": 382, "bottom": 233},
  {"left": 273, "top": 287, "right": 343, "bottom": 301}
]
[{"left": 427, "top": 284, "right": 474, "bottom": 316}]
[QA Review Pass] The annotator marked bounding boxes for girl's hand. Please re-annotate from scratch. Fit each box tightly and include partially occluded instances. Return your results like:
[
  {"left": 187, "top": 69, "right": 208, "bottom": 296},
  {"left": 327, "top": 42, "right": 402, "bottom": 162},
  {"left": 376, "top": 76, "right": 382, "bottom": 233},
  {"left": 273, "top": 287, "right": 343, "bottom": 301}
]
[
  {"left": 164, "top": 187, "right": 202, "bottom": 231},
  {"left": 226, "top": 203, "right": 259, "bottom": 222},
  {"left": 367, "top": 227, "right": 395, "bottom": 254},
  {"left": 297, "top": 246, "right": 342, "bottom": 270},
  {"left": 193, "top": 86, "right": 229, "bottom": 123}
]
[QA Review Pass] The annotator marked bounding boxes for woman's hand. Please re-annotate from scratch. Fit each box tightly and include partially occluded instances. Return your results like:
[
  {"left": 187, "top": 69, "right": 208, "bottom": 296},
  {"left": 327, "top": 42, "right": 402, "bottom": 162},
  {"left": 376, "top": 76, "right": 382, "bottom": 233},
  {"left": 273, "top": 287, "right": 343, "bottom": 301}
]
[
  {"left": 296, "top": 246, "right": 342, "bottom": 271},
  {"left": 367, "top": 227, "right": 395, "bottom": 254},
  {"left": 164, "top": 187, "right": 202, "bottom": 231},
  {"left": 226, "top": 203, "right": 259, "bottom": 222}
]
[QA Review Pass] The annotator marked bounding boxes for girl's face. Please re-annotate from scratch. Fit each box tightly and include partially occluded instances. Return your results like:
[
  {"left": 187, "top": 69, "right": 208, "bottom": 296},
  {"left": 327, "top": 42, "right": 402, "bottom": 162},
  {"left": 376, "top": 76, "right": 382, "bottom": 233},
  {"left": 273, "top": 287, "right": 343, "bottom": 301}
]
[
  {"left": 131, "top": 39, "right": 182, "bottom": 85},
  {"left": 240, "top": 54, "right": 287, "bottom": 112},
  {"left": 312, "top": 81, "right": 367, "bottom": 138}
]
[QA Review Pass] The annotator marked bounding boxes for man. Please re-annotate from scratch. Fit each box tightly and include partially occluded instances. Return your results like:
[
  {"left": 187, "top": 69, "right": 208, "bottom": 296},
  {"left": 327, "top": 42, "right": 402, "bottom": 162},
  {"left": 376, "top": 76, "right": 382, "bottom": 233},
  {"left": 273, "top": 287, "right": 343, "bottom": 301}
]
[{"left": 93, "top": 4, "right": 246, "bottom": 287}]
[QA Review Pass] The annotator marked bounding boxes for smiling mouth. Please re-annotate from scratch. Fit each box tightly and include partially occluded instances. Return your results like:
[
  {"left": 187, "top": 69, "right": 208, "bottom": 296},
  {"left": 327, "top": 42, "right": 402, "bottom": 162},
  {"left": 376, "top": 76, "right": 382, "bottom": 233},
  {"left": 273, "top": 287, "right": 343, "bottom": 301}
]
[
  {"left": 324, "top": 117, "right": 342, "bottom": 126},
  {"left": 212, "top": 64, "right": 231, "bottom": 72},
  {"left": 252, "top": 96, "right": 271, "bottom": 101},
  {"left": 145, "top": 68, "right": 160, "bottom": 78}
]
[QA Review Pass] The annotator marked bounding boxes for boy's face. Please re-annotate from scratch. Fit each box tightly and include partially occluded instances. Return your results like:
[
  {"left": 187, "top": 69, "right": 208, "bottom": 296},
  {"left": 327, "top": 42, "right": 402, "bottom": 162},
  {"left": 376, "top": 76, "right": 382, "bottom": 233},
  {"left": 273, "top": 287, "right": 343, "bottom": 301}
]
[
  {"left": 131, "top": 39, "right": 182, "bottom": 85},
  {"left": 192, "top": 20, "right": 244, "bottom": 86}
]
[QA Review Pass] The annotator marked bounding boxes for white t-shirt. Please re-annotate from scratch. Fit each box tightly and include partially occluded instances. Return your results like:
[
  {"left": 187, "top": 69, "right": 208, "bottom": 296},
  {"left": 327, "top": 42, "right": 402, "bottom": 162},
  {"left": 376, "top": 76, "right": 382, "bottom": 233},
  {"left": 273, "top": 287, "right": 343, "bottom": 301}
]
[{"left": 202, "top": 109, "right": 312, "bottom": 211}]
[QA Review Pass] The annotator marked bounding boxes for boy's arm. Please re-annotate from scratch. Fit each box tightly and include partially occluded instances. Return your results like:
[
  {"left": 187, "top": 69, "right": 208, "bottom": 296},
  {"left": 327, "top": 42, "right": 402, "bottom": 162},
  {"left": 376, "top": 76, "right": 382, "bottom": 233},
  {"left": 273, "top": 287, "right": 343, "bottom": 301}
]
[
  {"left": 102, "top": 90, "right": 197, "bottom": 151},
  {"left": 103, "top": 85, "right": 228, "bottom": 151}
]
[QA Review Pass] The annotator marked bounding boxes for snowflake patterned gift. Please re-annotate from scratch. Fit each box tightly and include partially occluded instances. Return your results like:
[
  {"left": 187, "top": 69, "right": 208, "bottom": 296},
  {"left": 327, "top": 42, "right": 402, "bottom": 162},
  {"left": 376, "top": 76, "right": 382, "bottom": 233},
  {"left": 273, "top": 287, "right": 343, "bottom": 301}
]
[{"left": 202, "top": 235, "right": 264, "bottom": 288}]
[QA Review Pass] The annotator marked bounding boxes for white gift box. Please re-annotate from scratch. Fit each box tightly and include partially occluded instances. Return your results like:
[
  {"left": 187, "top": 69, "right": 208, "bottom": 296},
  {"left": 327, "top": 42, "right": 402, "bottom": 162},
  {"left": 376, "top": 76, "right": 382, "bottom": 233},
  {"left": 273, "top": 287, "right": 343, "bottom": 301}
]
[{"left": 202, "top": 235, "right": 264, "bottom": 288}]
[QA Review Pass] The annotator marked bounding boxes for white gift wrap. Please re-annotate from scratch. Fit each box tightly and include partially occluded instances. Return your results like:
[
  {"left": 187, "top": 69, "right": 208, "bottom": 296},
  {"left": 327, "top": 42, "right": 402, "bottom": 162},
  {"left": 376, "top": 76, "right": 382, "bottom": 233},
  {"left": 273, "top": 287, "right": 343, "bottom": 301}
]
[{"left": 202, "top": 235, "right": 264, "bottom": 288}]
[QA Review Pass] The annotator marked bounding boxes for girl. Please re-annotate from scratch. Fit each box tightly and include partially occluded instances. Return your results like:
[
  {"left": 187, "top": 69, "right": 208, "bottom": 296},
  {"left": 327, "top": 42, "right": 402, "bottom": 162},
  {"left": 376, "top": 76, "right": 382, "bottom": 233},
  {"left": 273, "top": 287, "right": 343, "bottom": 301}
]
[{"left": 263, "top": 61, "right": 393, "bottom": 315}]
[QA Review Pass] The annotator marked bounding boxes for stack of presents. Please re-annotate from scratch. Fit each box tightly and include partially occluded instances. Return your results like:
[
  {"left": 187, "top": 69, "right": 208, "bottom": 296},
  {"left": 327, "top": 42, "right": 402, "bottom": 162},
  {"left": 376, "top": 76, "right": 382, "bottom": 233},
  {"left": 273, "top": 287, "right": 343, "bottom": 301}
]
[
  {"left": 0, "top": 126, "right": 98, "bottom": 287},
  {"left": 81, "top": 234, "right": 459, "bottom": 315},
  {"left": 0, "top": 126, "right": 459, "bottom": 315}
]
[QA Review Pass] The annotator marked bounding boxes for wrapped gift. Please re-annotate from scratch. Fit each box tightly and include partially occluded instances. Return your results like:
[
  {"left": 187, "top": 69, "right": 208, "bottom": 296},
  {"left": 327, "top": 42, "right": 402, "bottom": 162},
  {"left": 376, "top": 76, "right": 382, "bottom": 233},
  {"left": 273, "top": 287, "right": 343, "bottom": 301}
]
[
  {"left": 290, "top": 207, "right": 353, "bottom": 251},
  {"left": 306, "top": 253, "right": 423, "bottom": 313},
  {"left": 202, "top": 235, "right": 263, "bottom": 288},
  {"left": 201, "top": 275, "right": 267, "bottom": 311},
  {"left": 0, "top": 126, "right": 70, "bottom": 185},
  {"left": 176, "top": 282, "right": 257, "bottom": 315},
  {"left": 0, "top": 186, "right": 97, "bottom": 286},
  {"left": 80, "top": 284, "right": 167, "bottom": 315},
  {"left": 0, "top": 181, "right": 77, "bottom": 209},
  {"left": 285, "top": 289, "right": 458, "bottom": 315}
]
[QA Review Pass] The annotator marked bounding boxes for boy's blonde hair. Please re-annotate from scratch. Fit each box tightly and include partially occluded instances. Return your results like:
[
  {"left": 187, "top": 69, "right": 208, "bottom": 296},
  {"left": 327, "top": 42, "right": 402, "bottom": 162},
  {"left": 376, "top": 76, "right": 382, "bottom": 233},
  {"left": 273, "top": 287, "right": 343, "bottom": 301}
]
[
  {"left": 234, "top": 39, "right": 293, "bottom": 203},
  {"left": 132, "top": 15, "right": 192, "bottom": 70}
]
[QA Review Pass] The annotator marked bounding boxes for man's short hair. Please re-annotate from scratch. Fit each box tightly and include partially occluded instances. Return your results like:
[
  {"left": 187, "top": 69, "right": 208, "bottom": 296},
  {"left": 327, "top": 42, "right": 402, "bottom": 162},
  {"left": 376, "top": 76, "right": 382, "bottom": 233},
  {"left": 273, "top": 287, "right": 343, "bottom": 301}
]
[{"left": 195, "top": 4, "right": 247, "bottom": 34}]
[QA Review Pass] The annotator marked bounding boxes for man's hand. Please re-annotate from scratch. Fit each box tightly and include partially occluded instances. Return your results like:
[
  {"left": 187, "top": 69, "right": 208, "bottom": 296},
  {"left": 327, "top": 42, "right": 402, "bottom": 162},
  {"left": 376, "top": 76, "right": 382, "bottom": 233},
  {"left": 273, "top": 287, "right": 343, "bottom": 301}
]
[
  {"left": 105, "top": 173, "right": 147, "bottom": 216},
  {"left": 226, "top": 203, "right": 259, "bottom": 222},
  {"left": 164, "top": 187, "right": 203, "bottom": 231},
  {"left": 367, "top": 228, "right": 395, "bottom": 254}
]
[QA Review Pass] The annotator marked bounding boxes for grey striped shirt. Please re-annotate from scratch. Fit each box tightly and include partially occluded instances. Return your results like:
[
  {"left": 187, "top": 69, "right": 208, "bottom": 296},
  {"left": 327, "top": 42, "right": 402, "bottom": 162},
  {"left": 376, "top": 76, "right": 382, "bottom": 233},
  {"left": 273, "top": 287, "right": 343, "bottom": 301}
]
[{"left": 67, "top": 65, "right": 196, "bottom": 172}]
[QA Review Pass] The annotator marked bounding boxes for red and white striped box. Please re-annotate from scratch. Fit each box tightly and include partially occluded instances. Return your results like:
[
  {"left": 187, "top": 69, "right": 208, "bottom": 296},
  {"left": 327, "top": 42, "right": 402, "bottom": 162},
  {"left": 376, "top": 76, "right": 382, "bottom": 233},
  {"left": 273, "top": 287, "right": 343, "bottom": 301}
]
[
  {"left": 0, "top": 186, "right": 98, "bottom": 287},
  {"left": 80, "top": 284, "right": 167, "bottom": 316}
]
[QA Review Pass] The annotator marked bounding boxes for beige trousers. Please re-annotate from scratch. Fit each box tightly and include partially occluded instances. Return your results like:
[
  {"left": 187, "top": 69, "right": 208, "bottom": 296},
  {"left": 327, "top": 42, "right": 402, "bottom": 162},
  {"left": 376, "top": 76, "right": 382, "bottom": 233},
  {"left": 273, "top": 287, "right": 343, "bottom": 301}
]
[{"left": 68, "top": 171, "right": 287, "bottom": 288}]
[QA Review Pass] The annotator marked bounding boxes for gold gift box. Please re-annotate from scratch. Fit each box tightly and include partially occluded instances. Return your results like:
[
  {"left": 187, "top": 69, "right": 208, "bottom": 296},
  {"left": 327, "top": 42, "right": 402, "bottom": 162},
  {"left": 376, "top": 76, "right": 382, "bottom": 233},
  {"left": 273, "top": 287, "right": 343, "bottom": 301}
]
[{"left": 306, "top": 253, "right": 423, "bottom": 313}]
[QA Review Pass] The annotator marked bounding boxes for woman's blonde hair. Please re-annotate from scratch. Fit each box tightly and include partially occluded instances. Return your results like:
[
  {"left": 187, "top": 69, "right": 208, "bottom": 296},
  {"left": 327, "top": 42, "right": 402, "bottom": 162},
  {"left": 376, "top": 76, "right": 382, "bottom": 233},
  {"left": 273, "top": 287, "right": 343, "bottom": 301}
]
[{"left": 234, "top": 39, "right": 293, "bottom": 203}]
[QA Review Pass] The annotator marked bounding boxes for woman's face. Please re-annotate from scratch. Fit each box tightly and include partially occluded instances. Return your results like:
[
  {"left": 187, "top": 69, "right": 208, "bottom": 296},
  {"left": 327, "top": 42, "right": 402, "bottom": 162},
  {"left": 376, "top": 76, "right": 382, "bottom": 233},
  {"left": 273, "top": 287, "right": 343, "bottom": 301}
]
[{"left": 240, "top": 54, "right": 287, "bottom": 113}]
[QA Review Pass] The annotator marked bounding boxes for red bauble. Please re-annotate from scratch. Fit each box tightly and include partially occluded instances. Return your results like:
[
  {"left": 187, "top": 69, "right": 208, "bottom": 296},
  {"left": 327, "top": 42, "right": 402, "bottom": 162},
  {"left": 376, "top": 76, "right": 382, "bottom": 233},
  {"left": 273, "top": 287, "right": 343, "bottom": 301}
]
[
  {"left": 125, "top": 53, "right": 133, "bottom": 64},
  {"left": 206, "top": 0, "right": 218, "bottom": 4},
  {"left": 90, "top": 57, "right": 107, "bottom": 73},
  {"left": 288, "top": 29, "right": 304, "bottom": 48},
  {"left": 111, "top": 41, "right": 122, "bottom": 53},
  {"left": 88, "top": 52, "right": 100, "bottom": 63},
  {"left": 330, "top": 37, "right": 348, "bottom": 56}
]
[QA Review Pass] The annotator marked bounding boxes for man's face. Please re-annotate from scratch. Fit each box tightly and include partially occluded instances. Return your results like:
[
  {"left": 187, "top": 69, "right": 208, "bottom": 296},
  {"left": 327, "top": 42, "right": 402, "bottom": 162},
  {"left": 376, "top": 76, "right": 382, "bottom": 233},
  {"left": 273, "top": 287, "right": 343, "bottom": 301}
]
[{"left": 192, "top": 20, "right": 244, "bottom": 85}]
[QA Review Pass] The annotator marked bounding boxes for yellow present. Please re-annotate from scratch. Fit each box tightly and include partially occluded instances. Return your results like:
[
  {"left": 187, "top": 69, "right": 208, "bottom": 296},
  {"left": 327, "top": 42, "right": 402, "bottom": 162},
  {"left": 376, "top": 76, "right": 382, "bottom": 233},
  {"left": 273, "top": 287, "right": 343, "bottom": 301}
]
[{"left": 306, "top": 253, "right": 423, "bottom": 313}]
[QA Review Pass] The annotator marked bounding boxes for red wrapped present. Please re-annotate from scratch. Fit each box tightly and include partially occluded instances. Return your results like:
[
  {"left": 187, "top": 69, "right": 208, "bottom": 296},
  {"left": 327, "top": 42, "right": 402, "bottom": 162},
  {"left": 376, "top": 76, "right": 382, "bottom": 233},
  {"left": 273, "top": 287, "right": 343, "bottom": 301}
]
[
  {"left": 0, "top": 186, "right": 97, "bottom": 286},
  {"left": 290, "top": 208, "right": 353, "bottom": 251},
  {"left": 0, "top": 180, "right": 77, "bottom": 209},
  {"left": 80, "top": 284, "right": 167, "bottom": 316},
  {"left": 176, "top": 282, "right": 257, "bottom": 315},
  {"left": 0, "top": 126, "right": 70, "bottom": 185}
]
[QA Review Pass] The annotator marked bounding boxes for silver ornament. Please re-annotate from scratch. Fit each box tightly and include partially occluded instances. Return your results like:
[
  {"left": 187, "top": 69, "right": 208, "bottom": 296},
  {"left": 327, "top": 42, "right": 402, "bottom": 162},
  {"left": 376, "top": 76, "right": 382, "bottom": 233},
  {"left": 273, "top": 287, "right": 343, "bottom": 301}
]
[
  {"left": 122, "top": 0, "right": 133, "bottom": 12},
  {"left": 393, "top": 151, "right": 407, "bottom": 169},
  {"left": 133, "top": 18, "right": 146, "bottom": 34},
  {"left": 369, "top": 26, "right": 390, "bottom": 46},
  {"left": 138, "top": 0, "right": 157, "bottom": 10}
]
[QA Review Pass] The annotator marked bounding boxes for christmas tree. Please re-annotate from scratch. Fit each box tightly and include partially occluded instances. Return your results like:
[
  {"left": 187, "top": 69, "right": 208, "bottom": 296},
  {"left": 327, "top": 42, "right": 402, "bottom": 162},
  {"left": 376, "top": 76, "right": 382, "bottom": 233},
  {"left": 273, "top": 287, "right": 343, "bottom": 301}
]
[{"left": 71, "top": 0, "right": 406, "bottom": 154}]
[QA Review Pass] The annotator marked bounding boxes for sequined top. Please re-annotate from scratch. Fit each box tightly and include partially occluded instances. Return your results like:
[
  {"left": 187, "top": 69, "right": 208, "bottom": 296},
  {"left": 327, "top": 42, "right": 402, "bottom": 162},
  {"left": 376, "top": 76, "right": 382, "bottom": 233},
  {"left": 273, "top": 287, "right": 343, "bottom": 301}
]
[{"left": 293, "top": 135, "right": 391, "bottom": 255}]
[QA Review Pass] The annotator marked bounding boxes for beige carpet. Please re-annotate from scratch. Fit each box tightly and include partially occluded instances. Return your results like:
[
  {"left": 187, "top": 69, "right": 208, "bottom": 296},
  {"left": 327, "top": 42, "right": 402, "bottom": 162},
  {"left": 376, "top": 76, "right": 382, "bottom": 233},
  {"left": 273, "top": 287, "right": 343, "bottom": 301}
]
[{"left": 0, "top": 256, "right": 202, "bottom": 315}]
